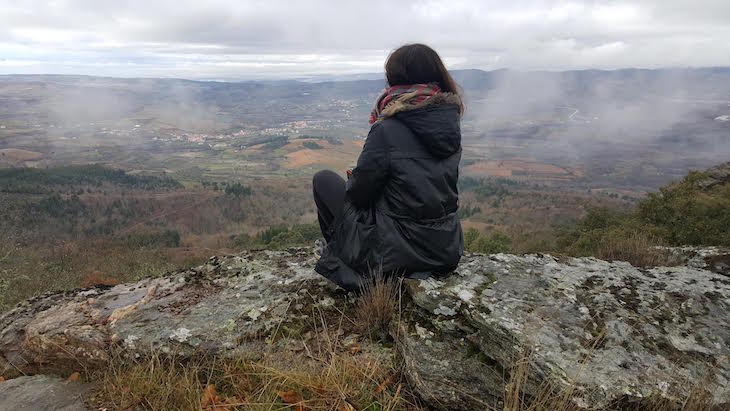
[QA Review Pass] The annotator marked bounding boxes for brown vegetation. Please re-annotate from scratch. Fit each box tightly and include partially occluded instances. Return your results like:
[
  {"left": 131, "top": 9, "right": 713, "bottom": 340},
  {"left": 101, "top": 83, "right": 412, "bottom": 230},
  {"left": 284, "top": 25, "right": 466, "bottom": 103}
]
[
  {"left": 79, "top": 271, "right": 120, "bottom": 288},
  {"left": 0, "top": 148, "right": 43, "bottom": 162},
  {"left": 284, "top": 140, "right": 362, "bottom": 170},
  {"left": 89, "top": 307, "right": 415, "bottom": 410},
  {"left": 463, "top": 159, "right": 580, "bottom": 181},
  {"left": 356, "top": 268, "right": 401, "bottom": 341},
  {"left": 596, "top": 231, "right": 679, "bottom": 268}
]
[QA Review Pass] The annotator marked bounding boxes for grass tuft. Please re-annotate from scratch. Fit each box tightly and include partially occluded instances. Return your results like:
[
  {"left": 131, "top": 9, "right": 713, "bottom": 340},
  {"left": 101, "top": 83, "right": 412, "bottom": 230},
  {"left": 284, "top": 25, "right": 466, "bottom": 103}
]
[
  {"left": 355, "top": 267, "right": 400, "bottom": 342},
  {"left": 596, "top": 230, "right": 679, "bottom": 268}
]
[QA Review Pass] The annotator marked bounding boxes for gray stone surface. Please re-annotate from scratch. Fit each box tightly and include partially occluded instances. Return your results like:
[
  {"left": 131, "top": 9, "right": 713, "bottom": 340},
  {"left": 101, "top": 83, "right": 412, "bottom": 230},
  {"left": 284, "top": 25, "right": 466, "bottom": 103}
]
[
  {"left": 398, "top": 253, "right": 730, "bottom": 409},
  {"left": 1, "top": 248, "right": 729, "bottom": 409},
  {"left": 697, "top": 161, "right": 730, "bottom": 190},
  {"left": 0, "top": 248, "right": 339, "bottom": 375},
  {"left": 659, "top": 246, "right": 730, "bottom": 276},
  {"left": 0, "top": 375, "right": 89, "bottom": 411}
]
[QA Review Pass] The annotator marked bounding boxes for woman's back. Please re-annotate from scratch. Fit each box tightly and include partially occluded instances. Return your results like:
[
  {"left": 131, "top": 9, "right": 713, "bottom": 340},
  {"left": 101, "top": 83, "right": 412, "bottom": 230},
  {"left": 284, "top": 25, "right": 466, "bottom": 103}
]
[
  {"left": 313, "top": 43, "right": 464, "bottom": 290},
  {"left": 377, "top": 97, "right": 461, "bottom": 220}
]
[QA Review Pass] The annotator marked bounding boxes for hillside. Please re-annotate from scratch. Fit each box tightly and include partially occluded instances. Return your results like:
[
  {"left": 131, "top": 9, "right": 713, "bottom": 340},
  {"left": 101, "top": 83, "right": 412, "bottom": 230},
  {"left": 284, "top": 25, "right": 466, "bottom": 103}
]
[
  {"left": 0, "top": 162, "right": 729, "bottom": 410},
  {"left": 1, "top": 162, "right": 728, "bottom": 313},
  {"left": 550, "top": 161, "right": 730, "bottom": 268},
  {"left": 0, "top": 164, "right": 319, "bottom": 311}
]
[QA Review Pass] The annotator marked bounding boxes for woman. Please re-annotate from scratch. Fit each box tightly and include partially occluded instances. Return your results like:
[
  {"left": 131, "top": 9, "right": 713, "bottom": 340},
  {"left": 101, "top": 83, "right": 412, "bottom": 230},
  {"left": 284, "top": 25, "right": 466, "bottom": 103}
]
[{"left": 313, "top": 43, "right": 463, "bottom": 291}]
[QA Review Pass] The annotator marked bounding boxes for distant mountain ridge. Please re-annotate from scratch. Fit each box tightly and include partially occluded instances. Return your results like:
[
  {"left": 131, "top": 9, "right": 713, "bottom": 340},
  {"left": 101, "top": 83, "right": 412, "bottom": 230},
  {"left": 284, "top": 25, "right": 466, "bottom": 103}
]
[{"left": 4, "top": 66, "right": 730, "bottom": 88}]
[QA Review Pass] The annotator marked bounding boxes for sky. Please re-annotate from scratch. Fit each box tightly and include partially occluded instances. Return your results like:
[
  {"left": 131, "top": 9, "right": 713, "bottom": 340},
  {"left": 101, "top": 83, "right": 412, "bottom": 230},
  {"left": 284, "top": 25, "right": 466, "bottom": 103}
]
[{"left": 1, "top": 0, "right": 730, "bottom": 80}]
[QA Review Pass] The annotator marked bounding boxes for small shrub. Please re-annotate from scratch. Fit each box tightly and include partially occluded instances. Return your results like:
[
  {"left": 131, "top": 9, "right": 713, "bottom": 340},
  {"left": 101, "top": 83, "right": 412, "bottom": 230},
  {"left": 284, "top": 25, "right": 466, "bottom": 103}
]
[
  {"left": 302, "top": 141, "right": 323, "bottom": 150},
  {"left": 465, "top": 228, "right": 513, "bottom": 254},
  {"left": 124, "top": 229, "right": 181, "bottom": 248},
  {"left": 557, "top": 206, "right": 680, "bottom": 267},
  {"left": 457, "top": 204, "right": 482, "bottom": 219},
  {"left": 247, "top": 223, "right": 321, "bottom": 250},
  {"left": 224, "top": 182, "right": 252, "bottom": 197},
  {"left": 463, "top": 227, "right": 480, "bottom": 248},
  {"left": 638, "top": 171, "right": 730, "bottom": 246}
]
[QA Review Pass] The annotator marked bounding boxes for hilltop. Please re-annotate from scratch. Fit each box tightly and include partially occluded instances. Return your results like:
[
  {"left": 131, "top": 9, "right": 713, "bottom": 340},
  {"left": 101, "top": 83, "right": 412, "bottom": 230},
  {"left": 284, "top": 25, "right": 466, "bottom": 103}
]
[{"left": 0, "top": 245, "right": 728, "bottom": 410}]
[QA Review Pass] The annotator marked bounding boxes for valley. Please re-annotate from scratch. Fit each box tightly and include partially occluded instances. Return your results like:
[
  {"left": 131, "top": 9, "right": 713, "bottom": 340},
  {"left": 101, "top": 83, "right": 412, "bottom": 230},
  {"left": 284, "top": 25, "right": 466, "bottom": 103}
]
[{"left": 1, "top": 68, "right": 729, "bottom": 309}]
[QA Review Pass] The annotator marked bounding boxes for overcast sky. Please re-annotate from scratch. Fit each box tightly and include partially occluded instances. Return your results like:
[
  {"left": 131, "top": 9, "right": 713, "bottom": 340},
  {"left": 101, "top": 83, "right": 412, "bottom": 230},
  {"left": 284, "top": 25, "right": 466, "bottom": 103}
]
[{"left": 1, "top": 0, "right": 729, "bottom": 80}]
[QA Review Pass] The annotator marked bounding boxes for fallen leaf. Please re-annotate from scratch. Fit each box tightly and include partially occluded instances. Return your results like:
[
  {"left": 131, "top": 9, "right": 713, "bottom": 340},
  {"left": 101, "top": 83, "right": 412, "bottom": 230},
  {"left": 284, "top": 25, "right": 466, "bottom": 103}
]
[
  {"left": 66, "top": 372, "right": 81, "bottom": 382},
  {"left": 277, "top": 389, "right": 306, "bottom": 410},
  {"left": 214, "top": 395, "right": 243, "bottom": 411},
  {"left": 374, "top": 375, "right": 392, "bottom": 395},
  {"left": 223, "top": 396, "right": 243, "bottom": 405},
  {"left": 0, "top": 376, "right": 5, "bottom": 383},
  {"left": 348, "top": 342, "right": 362, "bottom": 354},
  {"left": 201, "top": 384, "right": 221, "bottom": 408},
  {"left": 337, "top": 400, "right": 357, "bottom": 411}
]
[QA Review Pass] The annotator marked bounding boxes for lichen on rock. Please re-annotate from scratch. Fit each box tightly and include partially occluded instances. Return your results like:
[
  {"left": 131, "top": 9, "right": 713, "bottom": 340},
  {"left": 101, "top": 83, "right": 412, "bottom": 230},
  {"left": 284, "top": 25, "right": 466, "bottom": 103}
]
[
  {"left": 398, "top": 252, "right": 730, "bottom": 409},
  {"left": 0, "top": 247, "right": 728, "bottom": 410}
]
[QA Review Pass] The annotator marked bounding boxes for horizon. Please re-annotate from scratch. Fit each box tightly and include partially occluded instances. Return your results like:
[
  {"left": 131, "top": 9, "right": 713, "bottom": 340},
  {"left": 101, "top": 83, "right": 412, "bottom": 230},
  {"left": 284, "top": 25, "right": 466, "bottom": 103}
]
[
  {"left": 3, "top": 65, "right": 730, "bottom": 84},
  {"left": 2, "top": 1, "right": 730, "bottom": 80}
]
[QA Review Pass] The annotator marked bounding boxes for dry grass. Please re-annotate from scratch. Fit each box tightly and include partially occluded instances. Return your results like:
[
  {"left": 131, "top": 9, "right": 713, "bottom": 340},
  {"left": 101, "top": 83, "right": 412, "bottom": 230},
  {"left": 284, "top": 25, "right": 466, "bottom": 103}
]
[
  {"left": 88, "top": 302, "right": 419, "bottom": 411},
  {"left": 0, "top": 148, "right": 43, "bottom": 161},
  {"left": 90, "top": 354, "right": 409, "bottom": 410},
  {"left": 79, "top": 270, "right": 121, "bottom": 288},
  {"left": 355, "top": 267, "right": 401, "bottom": 342},
  {"left": 597, "top": 231, "right": 679, "bottom": 268}
]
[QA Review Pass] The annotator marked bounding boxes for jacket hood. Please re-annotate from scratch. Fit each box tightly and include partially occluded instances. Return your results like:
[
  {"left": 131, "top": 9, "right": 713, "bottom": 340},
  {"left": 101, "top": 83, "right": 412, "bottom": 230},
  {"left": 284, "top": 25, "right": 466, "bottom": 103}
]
[{"left": 384, "top": 92, "right": 462, "bottom": 158}]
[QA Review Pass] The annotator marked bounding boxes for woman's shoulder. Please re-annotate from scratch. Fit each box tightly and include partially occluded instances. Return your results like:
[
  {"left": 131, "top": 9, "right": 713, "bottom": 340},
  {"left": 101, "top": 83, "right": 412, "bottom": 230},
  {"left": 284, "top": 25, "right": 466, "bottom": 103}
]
[
  {"left": 367, "top": 118, "right": 415, "bottom": 150},
  {"left": 371, "top": 117, "right": 413, "bottom": 136}
]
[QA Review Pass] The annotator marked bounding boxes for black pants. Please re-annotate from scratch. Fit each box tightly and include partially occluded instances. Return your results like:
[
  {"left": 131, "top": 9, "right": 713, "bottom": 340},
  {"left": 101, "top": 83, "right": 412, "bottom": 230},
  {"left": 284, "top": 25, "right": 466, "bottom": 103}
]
[{"left": 313, "top": 170, "right": 345, "bottom": 242}]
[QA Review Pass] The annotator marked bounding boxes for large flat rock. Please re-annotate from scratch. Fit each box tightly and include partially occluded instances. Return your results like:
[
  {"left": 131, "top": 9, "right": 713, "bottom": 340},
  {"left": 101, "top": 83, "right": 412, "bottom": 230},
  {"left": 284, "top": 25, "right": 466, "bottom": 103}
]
[
  {"left": 1, "top": 248, "right": 729, "bottom": 409},
  {"left": 0, "top": 249, "right": 339, "bottom": 376},
  {"left": 0, "top": 375, "right": 89, "bottom": 411},
  {"left": 398, "top": 253, "right": 730, "bottom": 409}
]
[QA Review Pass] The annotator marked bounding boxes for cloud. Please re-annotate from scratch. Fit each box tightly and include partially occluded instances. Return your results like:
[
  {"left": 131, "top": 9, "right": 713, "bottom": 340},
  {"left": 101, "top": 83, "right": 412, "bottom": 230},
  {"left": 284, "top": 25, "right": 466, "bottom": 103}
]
[{"left": 1, "top": 0, "right": 729, "bottom": 79}]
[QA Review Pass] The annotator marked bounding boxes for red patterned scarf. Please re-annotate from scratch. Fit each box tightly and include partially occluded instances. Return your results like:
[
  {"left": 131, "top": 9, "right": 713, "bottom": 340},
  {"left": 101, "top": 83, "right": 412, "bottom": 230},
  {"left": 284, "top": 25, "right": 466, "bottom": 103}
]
[{"left": 369, "top": 83, "right": 441, "bottom": 125}]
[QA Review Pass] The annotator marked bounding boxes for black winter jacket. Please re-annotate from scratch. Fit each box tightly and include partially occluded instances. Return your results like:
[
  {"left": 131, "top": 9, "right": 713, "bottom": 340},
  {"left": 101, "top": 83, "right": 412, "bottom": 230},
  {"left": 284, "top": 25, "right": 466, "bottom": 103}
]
[{"left": 314, "top": 93, "right": 463, "bottom": 290}]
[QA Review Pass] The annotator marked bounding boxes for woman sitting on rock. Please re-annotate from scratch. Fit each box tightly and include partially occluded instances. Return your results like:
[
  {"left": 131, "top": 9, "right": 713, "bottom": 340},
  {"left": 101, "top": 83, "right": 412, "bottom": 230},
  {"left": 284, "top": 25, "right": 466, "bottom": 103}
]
[{"left": 312, "top": 43, "right": 464, "bottom": 291}]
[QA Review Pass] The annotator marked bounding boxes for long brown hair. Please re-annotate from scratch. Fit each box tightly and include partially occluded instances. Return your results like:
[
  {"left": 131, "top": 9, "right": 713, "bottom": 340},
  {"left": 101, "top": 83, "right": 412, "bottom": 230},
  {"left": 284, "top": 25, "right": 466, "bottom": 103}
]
[{"left": 385, "top": 43, "right": 463, "bottom": 113}]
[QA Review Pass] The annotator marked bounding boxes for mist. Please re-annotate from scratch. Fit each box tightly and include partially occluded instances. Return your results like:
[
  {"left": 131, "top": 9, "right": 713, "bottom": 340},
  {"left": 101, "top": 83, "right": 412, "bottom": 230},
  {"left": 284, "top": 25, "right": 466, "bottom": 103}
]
[
  {"left": 1, "top": 68, "right": 728, "bottom": 189},
  {"left": 455, "top": 69, "right": 730, "bottom": 180}
]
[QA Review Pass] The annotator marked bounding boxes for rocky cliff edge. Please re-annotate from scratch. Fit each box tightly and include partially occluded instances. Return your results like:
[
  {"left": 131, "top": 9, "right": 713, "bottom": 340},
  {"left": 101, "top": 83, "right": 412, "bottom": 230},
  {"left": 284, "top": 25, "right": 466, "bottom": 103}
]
[{"left": 1, "top": 248, "right": 729, "bottom": 409}]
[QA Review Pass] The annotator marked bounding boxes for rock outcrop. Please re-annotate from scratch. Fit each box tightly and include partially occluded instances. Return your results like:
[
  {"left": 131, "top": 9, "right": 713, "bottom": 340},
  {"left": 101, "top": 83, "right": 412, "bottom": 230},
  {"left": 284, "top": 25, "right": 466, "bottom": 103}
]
[
  {"left": 697, "top": 161, "right": 730, "bottom": 190},
  {"left": 1, "top": 248, "right": 729, "bottom": 409},
  {"left": 0, "top": 375, "right": 89, "bottom": 411},
  {"left": 0, "top": 249, "right": 340, "bottom": 375},
  {"left": 398, "top": 252, "right": 730, "bottom": 409}
]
